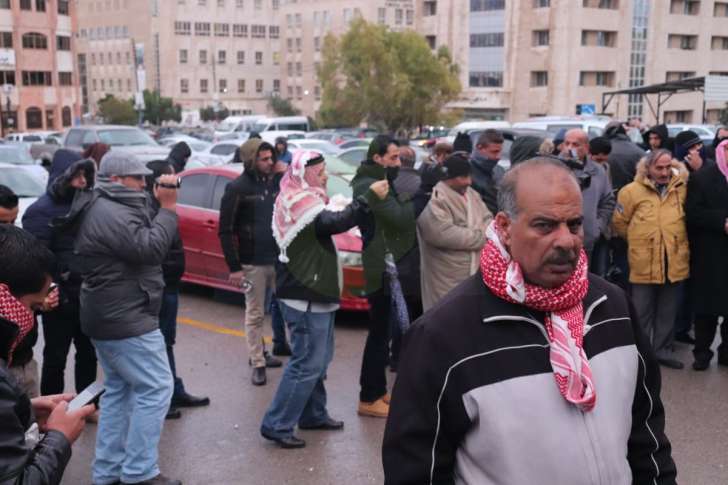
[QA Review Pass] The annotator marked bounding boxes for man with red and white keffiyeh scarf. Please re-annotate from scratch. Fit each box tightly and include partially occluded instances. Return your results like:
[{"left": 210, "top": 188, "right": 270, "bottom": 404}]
[{"left": 383, "top": 157, "right": 677, "bottom": 485}]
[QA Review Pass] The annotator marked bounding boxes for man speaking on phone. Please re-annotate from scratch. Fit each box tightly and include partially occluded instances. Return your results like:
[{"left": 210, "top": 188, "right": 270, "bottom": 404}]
[{"left": 67, "top": 152, "right": 181, "bottom": 485}]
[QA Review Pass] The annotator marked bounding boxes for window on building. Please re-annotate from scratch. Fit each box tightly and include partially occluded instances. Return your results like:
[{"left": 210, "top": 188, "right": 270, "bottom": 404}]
[
  {"left": 215, "top": 23, "right": 230, "bottom": 37},
  {"left": 117, "top": 79, "right": 122, "bottom": 91},
  {"left": 218, "top": 0, "right": 224, "bottom": 6},
  {"left": 314, "top": 85, "right": 320, "bottom": 100},
  {"left": 664, "top": 110, "right": 693, "bottom": 123},
  {"left": 91, "top": 53, "right": 96, "bottom": 65},
  {"left": 287, "top": 86, "right": 293, "bottom": 98},
  {"left": 62, "top": 107, "right": 71, "bottom": 127},
  {"left": 533, "top": 0, "right": 549, "bottom": 6},
  {"left": 26, "top": 107, "right": 43, "bottom": 129},
  {"left": 711, "top": 36, "right": 728, "bottom": 50},
  {"left": 126, "top": 52, "right": 131, "bottom": 64},
  {"left": 22, "top": 71, "right": 52, "bottom": 86},
  {"left": 287, "top": 62, "right": 293, "bottom": 76},
  {"left": 581, "top": 30, "right": 617, "bottom": 47},
  {"left": 238, "top": 79, "right": 245, "bottom": 93},
  {"left": 256, "top": 79, "right": 263, "bottom": 93},
  {"left": 219, "top": 78, "right": 227, "bottom": 93},
  {"left": 198, "top": 0, "right": 206, "bottom": 5},
  {"left": 269, "top": 26, "right": 279, "bottom": 39},
  {"left": 233, "top": 24, "right": 248, "bottom": 37},
  {"left": 254, "top": 0, "right": 261, "bottom": 8},
  {"left": 530, "top": 71, "right": 548, "bottom": 87},
  {"left": 295, "top": 62, "right": 302, "bottom": 76},
  {"left": 58, "top": 0, "right": 69, "bottom": 14},
  {"left": 296, "top": 13, "right": 302, "bottom": 26},
  {"left": 56, "top": 36, "right": 71, "bottom": 51},
  {"left": 252, "top": 25, "right": 266, "bottom": 38},
  {"left": 0, "top": 0, "right": 10, "bottom": 9},
  {"left": 670, "top": 0, "right": 700, "bottom": 15},
  {"left": 273, "top": 79, "right": 280, "bottom": 92},
  {"left": 424, "top": 1, "right": 437, "bottom": 15},
  {"left": 35, "top": 0, "right": 46, "bottom": 12},
  {"left": 582, "top": 0, "right": 618, "bottom": 7},
  {"left": 377, "top": 7, "right": 386, "bottom": 23},
  {"left": 199, "top": 50, "right": 207, "bottom": 64},
  {"left": 22, "top": 33, "right": 48, "bottom": 49},
  {"left": 0, "top": 32, "right": 12, "bottom": 48},
  {"left": 20, "top": 0, "right": 31, "bottom": 10},
  {"left": 668, "top": 34, "right": 698, "bottom": 50},
  {"left": 272, "top": 0, "right": 279, "bottom": 9},
  {"left": 470, "top": 0, "right": 505, "bottom": 12},
  {"left": 127, "top": 79, "right": 131, "bottom": 91},
  {"left": 237, "top": 50, "right": 245, "bottom": 64},
  {"left": 273, "top": 52, "right": 279, "bottom": 65},
  {"left": 236, "top": 0, "right": 243, "bottom": 7},
  {"left": 101, "top": 79, "right": 105, "bottom": 90},
  {"left": 665, "top": 71, "right": 696, "bottom": 81},
  {"left": 469, "top": 71, "right": 504, "bottom": 87},
  {"left": 116, "top": 52, "right": 121, "bottom": 64},
  {"left": 425, "top": 35, "right": 436, "bottom": 49},
  {"left": 255, "top": 51, "right": 262, "bottom": 65},
  {"left": 394, "top": 8, "right": 402, "bottom": 24},
  {"left": 200, "top": 79, "right": 208, "bottom": 93},
  {"left": 314, "top": 37, "right": 320, "bottom": 51},
  {"left": 59, "top": 72, "right": 73, "bottom": 85},
  {"left": 45, "top": 109, "right": 54, "bottom": 130},
  {"left": 579, "top": 71, "right": 615, "bottom": 86},
  {"left": 715, "top": 2, "right": 728, "bottom": 16},
  {"left": 295, "top": 38, "right": 302, "bottom": 52},
  {"left": 0, "top": 71, "right": 15, "bottom": 85},
  {"left": 180, "top": 49, "right": 188, "bottom": 64},
  {"left": 174, "top": 22, "right": 191, "bottom": 35},
  {"left": 296, "top": 86, "right": 302, "bottom": 98},
  {"left": 532, "top": 30, "right": 549, "bottom": 46},
  {"left": 218, "top": 50, "right": 226, "bottom": 64},
  {"left": 195, "top": 22, "right": 211, "bottom": 36},
  {"left": 470, "top": 32, "right": 504, "bottom": 47},
  {"left": 406, "top": 9, "right": 414, "bottom": 24}
]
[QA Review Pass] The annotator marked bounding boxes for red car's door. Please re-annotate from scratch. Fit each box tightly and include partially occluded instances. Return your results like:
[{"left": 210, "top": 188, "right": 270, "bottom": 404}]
[
  {"left": 200, "top": 174, "right": 237, "bottom": 286},
  {"left": 177, "top": 172, "right": 215, "bottom": 285}
]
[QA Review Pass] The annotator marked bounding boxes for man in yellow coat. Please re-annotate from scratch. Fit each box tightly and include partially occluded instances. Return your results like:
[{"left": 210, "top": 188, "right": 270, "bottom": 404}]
[{"left": 613, "top": 148, "right": 689, "bottom": 369}]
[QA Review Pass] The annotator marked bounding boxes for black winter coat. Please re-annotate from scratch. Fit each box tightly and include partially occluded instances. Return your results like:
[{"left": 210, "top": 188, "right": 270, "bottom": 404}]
[
  {"left": 218, "top": 170, "right": 282, "bottom": 270},
  {"left": 606, "top": 133, "right": 645, "bottom": 193},
  {"left": 0, "top": 317, "right": 71, "bottom": 485},
  {"left": 685, "top": 163, "right": 728, "bottom": 315},
  {"left": 276, "top": 197, "right": 370, "bottom": 303},
  {"left": 469, "top": 155, "right": 499, "bottom": 215}
]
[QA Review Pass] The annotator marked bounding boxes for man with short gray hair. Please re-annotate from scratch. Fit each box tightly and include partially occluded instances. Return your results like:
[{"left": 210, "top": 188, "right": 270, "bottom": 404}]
[
  {"left": 66, "top": 151, "right": 182, "bottom": 485},
  {"left": 384, "top": 158, "right": 675, "bottom": 485}
]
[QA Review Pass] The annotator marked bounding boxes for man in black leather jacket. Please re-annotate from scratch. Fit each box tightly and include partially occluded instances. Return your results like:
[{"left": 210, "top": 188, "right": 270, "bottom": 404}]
[{"left": 0, "top": 224, "right": 94, "bottom": 485}]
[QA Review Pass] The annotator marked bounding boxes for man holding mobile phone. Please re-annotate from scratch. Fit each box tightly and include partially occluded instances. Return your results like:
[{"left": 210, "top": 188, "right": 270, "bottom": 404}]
[{"left": 0, "top": 224, "right": 95, "bottom": 484}]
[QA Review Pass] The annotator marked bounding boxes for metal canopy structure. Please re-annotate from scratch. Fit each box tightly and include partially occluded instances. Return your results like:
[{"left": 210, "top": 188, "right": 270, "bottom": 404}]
[{"left": 601, "top": 76, "right": 706, "bottom": 123}]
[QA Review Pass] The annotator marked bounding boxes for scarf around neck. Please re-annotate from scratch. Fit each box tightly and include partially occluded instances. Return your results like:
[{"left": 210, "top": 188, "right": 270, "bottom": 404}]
[
  {"left": 272, "top": 150, "right": 328, "bottom": 263},
  {"left": 480, "top": 222, "right": 596, "bottom": 412},
  {"left": 0, "top": 284, "right": 35, "bottom": 365}
]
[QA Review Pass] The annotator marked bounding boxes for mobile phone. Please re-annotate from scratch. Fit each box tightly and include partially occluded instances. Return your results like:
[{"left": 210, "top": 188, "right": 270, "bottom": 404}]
[
  {"left": 67, "top": 381, "right": 105, "bottom": 411},
  {"left": 47, "top": 283, "right": 58, "bottom": 295}
]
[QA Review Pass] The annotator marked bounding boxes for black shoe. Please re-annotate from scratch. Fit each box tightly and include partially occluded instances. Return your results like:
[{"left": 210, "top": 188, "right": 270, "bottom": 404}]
[
  {"left": 122, "top": 474, "right": 181, "bottom": 485},
  {"left": 657, "top": 357, "right": 684, "bottom": 370},
  {"left": 172, "top": 391, "right": 210, "bottom": 408},
  {"left": 675, "top": 332, "right": 696, "bottom": 345},
  {"left": 692, "top": 359, "right": 710, "bottom": 371},
  {"left": 389, "top": 360, "right": 398, "bottom": 373},
  {"left": 261, "top": 431, "right": 306, "bottom": 449},
  {"left": 299, "top": 417, "right": 344, "bottom": 431},
  {"left": 251, "top": 367, "right": 267, "bottom": 386},
  {"left": 248, "top": 352, "right": 283, "bottom": 368},
  {"left": 272, "top": 343, "right": 292, "bottom": 357},
  {"left": 165, "top": 407, "right": 182, "bottom": 420}
]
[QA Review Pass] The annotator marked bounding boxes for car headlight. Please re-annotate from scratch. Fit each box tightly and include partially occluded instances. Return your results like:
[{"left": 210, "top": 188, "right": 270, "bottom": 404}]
[{"left": 338, "top": 250, "right": 362, "bottom": 267}]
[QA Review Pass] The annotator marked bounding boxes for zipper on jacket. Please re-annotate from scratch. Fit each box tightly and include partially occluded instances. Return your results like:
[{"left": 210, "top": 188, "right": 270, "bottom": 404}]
[
  {"left": 581, "top": 411, "right": 605, "bottom": 485},
  {"left": 482, "top": 315, "right": 550, "bottom": 343}
]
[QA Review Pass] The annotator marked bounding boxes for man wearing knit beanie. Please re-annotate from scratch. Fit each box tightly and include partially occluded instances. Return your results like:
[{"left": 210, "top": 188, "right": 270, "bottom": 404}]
[{"left": 674, "top": 130, "right": 705, "bottom": 172}]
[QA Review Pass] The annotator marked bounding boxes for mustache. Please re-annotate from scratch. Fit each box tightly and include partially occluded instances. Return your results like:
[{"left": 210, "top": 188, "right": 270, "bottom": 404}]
[{"left": 545, "top": 249, "right": 578, "bottom": 266}]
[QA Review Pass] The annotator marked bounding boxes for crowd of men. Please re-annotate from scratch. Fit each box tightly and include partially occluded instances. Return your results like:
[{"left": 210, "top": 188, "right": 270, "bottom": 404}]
[{"left": 0, "top": 119, "right": 726, "bottom": 483}]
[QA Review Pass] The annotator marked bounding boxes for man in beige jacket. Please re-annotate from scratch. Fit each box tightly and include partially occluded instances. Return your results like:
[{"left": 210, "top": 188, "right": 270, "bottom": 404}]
[{"left": 418, "top": 154, "right": 493, "bottom": 311}]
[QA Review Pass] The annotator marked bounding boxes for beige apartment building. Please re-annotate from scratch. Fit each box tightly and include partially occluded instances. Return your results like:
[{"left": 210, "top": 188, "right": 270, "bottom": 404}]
[
  {"left": 0, "top": 0, "right": 80, "bottom": 133},
  {"left": 76, "top": 0, "right": 282, "bottom": 119},
  {"left": 417, "top": 0, "right": 728, "bottom": 123}
]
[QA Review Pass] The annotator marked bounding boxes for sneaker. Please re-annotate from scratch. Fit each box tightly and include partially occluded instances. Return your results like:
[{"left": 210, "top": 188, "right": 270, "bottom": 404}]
[{"left": 358, "top": 398, "right": 389, "bottom": 418}]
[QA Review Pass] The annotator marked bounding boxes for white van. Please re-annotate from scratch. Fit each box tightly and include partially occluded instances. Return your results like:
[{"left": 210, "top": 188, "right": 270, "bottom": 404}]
[
  {"left": 443, "top": 120, "right": 511, "bottom": 143},
  {"left": 215, "top": 115, "right": 265, "bottom": 136},
  {"left": 252, "top": 116, "right": 310, "bottom": 133},
  {"left": 512, "top": 116, "right": 609, "bottom": 139}
]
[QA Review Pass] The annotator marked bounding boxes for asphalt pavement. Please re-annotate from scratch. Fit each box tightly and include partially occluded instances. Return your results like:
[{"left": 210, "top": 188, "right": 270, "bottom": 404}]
[{"left": 52, "top": 284, "right": 728, "bottom": 485}]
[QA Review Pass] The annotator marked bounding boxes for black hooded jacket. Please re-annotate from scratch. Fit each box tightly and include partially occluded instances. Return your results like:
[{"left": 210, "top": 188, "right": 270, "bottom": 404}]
[
  {"left": 604, "top": 126, "right": 645, "bottom": 193},
  {"left": 167, "top": 142, "right": 192, "bottom": 174},
  {"left": 642, "top": 124, "right": 671, "bottom": 151}
]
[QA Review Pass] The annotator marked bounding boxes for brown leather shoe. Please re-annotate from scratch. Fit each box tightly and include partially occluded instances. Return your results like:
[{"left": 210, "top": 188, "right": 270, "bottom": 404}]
[{"left": 357, "top": 398, "right": 389, "bottom": 418}]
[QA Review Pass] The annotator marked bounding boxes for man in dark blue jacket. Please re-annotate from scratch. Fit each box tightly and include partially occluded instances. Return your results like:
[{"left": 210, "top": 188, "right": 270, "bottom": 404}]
[{"left": 22, "top": 150, "right": 98, "bottom": 397}]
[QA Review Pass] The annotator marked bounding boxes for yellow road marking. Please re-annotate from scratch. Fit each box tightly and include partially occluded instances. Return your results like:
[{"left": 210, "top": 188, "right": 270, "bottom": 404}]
[{"left": 177, "top": 317, "right": 273, "bottom": 344}]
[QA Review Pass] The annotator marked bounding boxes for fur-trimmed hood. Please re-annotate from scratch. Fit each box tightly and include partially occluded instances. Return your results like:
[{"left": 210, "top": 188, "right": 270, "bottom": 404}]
[
  {"left": 634, "top": 157, "right": 688, "bottom": 191},
  {"left": 48, "top": 158, "right": 96, "bottom": 203}
]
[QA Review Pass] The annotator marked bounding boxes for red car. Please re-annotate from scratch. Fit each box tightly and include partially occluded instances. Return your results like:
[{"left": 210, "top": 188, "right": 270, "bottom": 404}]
[{"left": 176, "top": 165, "right": 369, "bottom": 311}]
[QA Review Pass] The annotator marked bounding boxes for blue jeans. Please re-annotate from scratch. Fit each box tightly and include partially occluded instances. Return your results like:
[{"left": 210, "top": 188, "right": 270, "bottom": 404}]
[
  {"left": 268, "top": 290, "right": 288, "bottom": 348},
  {"left": 92, "top": 330, "right": 173, "bottom": 485},
  {"left": 158, "top": 288, "right": 185, "bottom": 397},
  {"left": 260, "top": 303, "right": 335, "bottom": 439}
]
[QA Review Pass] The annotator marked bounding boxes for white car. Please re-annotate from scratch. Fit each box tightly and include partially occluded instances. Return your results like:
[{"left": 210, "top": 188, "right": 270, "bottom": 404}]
[
  {"left": 337, "top": 147, "right": 368, "bottom": 166},
  {"left": 63, "top": 125, "right": 171, "bottom": 163},
  {"left": 260, "top": 130, "right": 306, "bottom": 145},
  {"left": 158, "top": 135, "right": 211, "bottom": 153},
  {"left": 286, "top": 139, "right": 341, "bottom": 156},
  {"left": 0, "top": 162, "right": 47, "bottom": 227},
  {"left": 666, "top": 124, "right": 716, "bottom": 145},
  {"left": 186, "top": 141, "right": 242, "bottom": 169}
]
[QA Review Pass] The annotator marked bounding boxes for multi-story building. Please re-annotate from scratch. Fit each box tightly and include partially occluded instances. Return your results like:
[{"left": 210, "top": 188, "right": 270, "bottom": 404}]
[
  {"left": 0, "top": 0, "right": 80, "bottom": 133},
  {"left": 279, "top": 0, "right": 416, "bottom": 116},
  {"left": 418, "top": 0, "right": 728, "bottom": 123},
  {"left": 76, "top": 0, "right": 282, "bottom": 118}
]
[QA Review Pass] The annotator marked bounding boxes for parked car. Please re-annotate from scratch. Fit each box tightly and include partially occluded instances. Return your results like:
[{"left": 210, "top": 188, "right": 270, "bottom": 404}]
[
  {"left": 186, "top": 141, "right": 242, "bottom": 169},
  {"left": 0, "top": 162, "right": 47, "bottom": 227},
  {"left": 214, "top": 115, "right": 265, "bottom": 138},
  {"left": 338, "top": 147, "right": 368, "bottom": 166},
  {"left": 338, "top": 138, "right": 371, "bottom": 150},
  {"left": 286, "top": 139, "right": 341, "bottom": 155},
  {"left": 252, "top": 116, "right": 310, "bottom": 133},
  {"left": 175, "top": 164, "right": 368, "bottom": 311},
  {"left": 259, "top": 130, "right": 306, "bottom": 145},
  {"left": 512, "top": 116, "right": 608, "bottom": 139},
  {"left": 306, "top": 131, "right": 353, "bottom": 145},
  {"left": 666, "top": 124, "right": 716, "bottom": 145},
  {"left": 5, "top": 132, "right": 45, "bottom": 143},
  {"left": 158, "top": 135, "right": 212, "bottom": 153},
  {"left": 63, "top": 125, "right": 171, "bottom": 162}
]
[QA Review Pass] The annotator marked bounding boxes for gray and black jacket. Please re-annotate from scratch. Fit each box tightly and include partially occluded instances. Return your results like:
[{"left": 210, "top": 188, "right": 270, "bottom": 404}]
[
  {"left": 67, "top": 178, "right": 177, "bottom": 340},
  {"left": 383, "top": 273, "right": 676, "bottom": 485}
]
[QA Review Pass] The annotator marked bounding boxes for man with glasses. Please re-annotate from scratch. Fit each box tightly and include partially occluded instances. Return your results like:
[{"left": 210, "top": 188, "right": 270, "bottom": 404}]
[{"left": 219, "top": 139, "right": 285, "bottom": 386}]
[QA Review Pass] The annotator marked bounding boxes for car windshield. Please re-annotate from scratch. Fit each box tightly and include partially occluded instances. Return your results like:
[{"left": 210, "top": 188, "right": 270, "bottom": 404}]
[
  {"left": 98, "top": 129, "right": 158, "bottom": 147},
  {"left": 217, "top": 121, "right": 237, "bottom": 132},
  {"left": 0, "top": 167, "right": 45, "bottom": 196},
  {"left": 252, "top": 123, "right": 269, "bottom": 132},
  {"left": 0, "top": 146, "right": 35, "bottom": 165}
]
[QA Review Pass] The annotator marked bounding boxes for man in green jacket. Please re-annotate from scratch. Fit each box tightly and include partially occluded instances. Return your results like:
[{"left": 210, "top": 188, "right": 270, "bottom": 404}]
[{"left": 352, "top": 135, "right": 417, "bottom": 418}]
